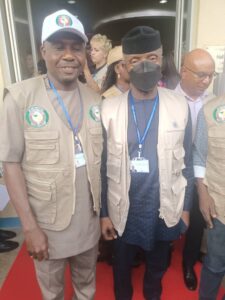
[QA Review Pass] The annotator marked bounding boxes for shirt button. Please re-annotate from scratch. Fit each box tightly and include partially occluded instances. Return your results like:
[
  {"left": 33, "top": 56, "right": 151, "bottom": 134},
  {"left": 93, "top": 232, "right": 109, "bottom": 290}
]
[{"left": 175, "top": 171, "right": 181, "bottom": 176}]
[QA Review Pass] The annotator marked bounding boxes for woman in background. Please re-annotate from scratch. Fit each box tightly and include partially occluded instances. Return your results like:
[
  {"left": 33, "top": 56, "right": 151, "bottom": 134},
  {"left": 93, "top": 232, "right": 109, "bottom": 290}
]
[
  {"left": 101, "top": 45, "right": 130, "bottom": 99},
  {"left": 84, "top": 34, "right": 112, "bottom": 93},
  {"left": 158, "top": 51, "right": 180, "bottom": 89}
]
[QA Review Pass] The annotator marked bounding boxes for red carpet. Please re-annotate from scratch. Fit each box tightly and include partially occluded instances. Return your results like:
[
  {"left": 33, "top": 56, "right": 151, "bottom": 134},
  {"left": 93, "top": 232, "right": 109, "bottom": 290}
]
[{"left": 1, "top": 239, "right": 224, "bottom": 300}]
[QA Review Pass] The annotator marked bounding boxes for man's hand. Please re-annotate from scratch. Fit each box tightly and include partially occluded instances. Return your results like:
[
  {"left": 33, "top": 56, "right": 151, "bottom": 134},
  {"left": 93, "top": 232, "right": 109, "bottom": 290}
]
[
  {"left": 3, "top": 163, "right": 49, "bottom": 261},
  {"left": 100, "top": 217, "right": 117, "bottom": 240},
  {"left": 25, "top": 226, "right": 49, "bottom": 261},
  {"left": 197, "top": 178, "right": 217, "bottom": 228},
  {"left": 83, "top": 58, "right": 90, "bottom": 73},
  {"left": 181, "top": 211, "right": 190, "bottom": 228}
]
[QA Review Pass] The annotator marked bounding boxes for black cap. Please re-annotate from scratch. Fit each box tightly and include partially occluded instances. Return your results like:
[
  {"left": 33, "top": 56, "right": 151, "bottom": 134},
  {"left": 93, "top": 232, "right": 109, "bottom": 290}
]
[{"left": 122, "top": 26, "right": 161, "bottom": 54}]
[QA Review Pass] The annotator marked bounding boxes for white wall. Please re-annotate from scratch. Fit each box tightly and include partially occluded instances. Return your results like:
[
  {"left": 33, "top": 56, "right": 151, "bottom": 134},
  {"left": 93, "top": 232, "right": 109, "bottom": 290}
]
[
  {"left": 196, "top": 0, "right": 225, "bottom": 48},
  {"left": 192, "top": 0, "right": 225, "bottom": 94},
  {"left": 0, "top": 63, "right": 4, "bottom": 110}
]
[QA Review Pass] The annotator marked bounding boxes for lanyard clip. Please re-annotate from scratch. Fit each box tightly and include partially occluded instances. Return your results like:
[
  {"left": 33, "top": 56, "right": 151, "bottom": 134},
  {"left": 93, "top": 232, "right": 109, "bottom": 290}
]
[
  {"left": 138, "top": 144, "right": 142, "bottom": 158},
  {"left": 75, "top": 135, "right": 82, "bottom": 152}
]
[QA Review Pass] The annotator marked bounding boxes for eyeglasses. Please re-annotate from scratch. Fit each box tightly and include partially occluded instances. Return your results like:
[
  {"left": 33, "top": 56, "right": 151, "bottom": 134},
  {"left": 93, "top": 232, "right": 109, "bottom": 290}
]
[{"left": 184, "top": 65, "right": 218, "bottom": 80}]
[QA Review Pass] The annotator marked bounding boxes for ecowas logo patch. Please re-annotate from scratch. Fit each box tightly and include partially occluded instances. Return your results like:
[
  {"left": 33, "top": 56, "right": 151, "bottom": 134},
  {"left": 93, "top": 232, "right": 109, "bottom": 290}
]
[
  {"left": 25, "top": 106, "right": 49, "bottom": 128},
  {"left": 56, "top": 15, "right": 73, "bottom": 27},
  {"left": 89, "top": 105, "right": 101, "bottom": 122},
  {"left": 213, "top": 105, "right": 225, "bottom": 123}
]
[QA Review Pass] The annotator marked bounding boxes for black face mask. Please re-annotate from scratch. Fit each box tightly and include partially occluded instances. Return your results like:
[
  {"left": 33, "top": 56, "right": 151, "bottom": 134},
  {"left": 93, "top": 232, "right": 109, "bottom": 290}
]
[{"left": 129, "top": 60, "right": 162, "bottom": 92}]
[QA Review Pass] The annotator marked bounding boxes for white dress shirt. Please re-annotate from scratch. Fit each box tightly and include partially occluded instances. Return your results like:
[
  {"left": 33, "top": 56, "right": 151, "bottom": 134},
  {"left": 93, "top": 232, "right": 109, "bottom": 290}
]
[{"left": 175, "top": 83, "right": 208, "bottom": 140}]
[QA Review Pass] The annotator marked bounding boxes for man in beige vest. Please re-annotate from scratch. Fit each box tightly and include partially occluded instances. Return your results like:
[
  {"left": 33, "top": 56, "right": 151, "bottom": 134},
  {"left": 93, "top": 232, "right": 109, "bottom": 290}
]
[
  {"left": 101, "top": 26, "right": 194, "bottom": 300},
  {"left": 193, "top": 96, "right": 225, "bottom": 300},
  {"left": 175, "top": 49, "right": 216, "bottom": 291},
  {"left": 0, "top": 9, "right": 102, "bottom": 300}
]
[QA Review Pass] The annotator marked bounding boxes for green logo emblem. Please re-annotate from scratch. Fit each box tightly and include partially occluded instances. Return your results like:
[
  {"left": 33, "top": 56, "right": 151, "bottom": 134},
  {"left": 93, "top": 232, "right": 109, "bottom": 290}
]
[
  {"left": 213, "top": 105, "right": 225, "bottom": 123},
  {"left": 56, "top": 15, "right": 73, "bottom": 27},
  {"left": 25, "top": 106, "right": 49, "bottom": 128},
  {"left": 89, "top": 105, "right": 101, "bottom": 122}
]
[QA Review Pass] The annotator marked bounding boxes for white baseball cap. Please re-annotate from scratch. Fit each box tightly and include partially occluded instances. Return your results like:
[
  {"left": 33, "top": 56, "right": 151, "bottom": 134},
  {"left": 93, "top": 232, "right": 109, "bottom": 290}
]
[{"left": 41, "top": 9, "right": 88, "bottom": 44}]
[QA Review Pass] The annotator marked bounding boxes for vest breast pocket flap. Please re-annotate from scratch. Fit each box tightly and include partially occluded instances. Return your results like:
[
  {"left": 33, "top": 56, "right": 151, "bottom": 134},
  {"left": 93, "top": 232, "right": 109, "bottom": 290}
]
[{"left": 25, "top": 131, "right": 59, "bottom": 164}]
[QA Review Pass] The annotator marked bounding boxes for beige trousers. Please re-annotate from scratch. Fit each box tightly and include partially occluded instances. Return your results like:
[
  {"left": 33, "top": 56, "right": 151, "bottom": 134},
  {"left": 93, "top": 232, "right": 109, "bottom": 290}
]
[{"left": 34, "top": 244, "right": 98, "bottom": 300}]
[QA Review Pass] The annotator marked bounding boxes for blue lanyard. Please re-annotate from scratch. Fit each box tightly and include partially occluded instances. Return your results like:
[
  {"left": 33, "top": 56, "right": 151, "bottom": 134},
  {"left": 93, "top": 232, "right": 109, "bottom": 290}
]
[
  {"left": 49, "top": 80, "right": 83, "bottom": 141},
  {"left": 129, "top": 91, "right": 158, "bottom": 157}
]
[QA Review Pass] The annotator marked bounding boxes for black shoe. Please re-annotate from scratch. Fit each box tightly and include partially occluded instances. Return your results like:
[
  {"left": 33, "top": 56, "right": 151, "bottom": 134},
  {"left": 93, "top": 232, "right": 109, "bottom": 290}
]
[
  {"left": 183, "top": 264, "right": 197, "bottom": 291},
  {"left": 0, "top": 229, "right": 16, "bottom": 241},
  {"left": 0, "top": 240, "right": 19, "bottom": 253}
]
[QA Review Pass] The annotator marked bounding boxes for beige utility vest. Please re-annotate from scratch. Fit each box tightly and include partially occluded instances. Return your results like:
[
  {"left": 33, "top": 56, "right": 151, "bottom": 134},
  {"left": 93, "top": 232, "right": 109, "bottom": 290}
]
[
  {"left": 102, "top": 87, "right": 189, "bottom": 236},
  {"left": 204, "top": 95, "right": 225, "bottom": 224},
  {"left": 5, "top": 76, "right": 103, "bottom": 231},
  {"left": 102, "top": 85, "right": 121, "bottom": 99}
]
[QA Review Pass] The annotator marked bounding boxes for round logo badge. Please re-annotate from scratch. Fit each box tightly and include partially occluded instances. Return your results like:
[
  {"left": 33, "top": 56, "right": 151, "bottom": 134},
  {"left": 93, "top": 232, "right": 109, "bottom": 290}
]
[
  {"left": 89, "top": 105, "right": 101, "bottom": 122},
  {"left": 25, "top": 106, "right": 49, "bottom": 128},
  {"left": 213, "top": 105, "right": 225, "bottom": 123},
  {"left": 56, "top": 15, "right": 73, "bottom": 27}
]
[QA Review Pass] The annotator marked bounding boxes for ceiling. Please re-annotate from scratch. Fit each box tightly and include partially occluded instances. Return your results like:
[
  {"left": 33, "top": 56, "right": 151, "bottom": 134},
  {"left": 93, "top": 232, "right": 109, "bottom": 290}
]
[{"left": 31, "top": 0, "right": 177, "bottom": 52}]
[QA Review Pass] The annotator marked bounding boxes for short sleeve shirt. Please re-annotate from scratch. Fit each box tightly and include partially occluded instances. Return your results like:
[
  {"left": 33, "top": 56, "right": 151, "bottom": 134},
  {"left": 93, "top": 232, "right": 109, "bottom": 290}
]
[{"left": 0, "top": 77, "right": 100, "bottom": 259}]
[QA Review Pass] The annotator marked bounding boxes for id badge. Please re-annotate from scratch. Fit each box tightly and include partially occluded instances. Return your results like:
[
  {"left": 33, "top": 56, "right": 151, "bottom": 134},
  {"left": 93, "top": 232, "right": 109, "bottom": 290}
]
[
  {"left": 130, "top": 157, "right": 149, "bottom": 173},
  {"left": 74, "top": 152, "right": 86, "bottom": 168}
]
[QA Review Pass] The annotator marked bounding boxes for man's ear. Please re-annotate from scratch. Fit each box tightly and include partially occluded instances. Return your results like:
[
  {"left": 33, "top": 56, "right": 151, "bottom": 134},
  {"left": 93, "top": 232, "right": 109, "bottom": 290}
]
[
  {"left": 180, "top": 66, "right": 186, "bottom": 79},
  {"left": 114, "top": 63, "right": 120, "bottom": 75},
  {"left": 40, "top": 43, "right": 46, "bottom": 59}
]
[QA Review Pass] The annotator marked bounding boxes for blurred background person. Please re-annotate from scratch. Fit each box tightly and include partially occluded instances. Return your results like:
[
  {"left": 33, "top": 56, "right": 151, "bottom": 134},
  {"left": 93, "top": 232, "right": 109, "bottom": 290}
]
[
  {"left": 175, "top": 48, "right": 216, "bottom": 291},
  {"left": 0, "top": 166, "right": 19, "bottom": 253},
  {"left": 23, "top": 52, "right": 36, "bottom": 79},
  {"left": 84, "top": 33, "right": 112, "bottom": 93},
  {"left": 99, "top": 46, "right": 130, "bottom": 265},
  {"left": 37, "top": 59, "right": 47, "bottom": 75},
  {"left": 101, "top": 45, "right": 130, "bottom": 99},
  {"left": 158, "top": 51, "right": 180, "bottom": 89}
]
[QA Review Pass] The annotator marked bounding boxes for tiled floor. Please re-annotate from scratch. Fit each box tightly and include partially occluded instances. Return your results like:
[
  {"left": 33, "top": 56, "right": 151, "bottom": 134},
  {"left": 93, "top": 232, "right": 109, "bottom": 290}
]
[{"left": 0, "top": 228, "right": 23, "bottom": 287}]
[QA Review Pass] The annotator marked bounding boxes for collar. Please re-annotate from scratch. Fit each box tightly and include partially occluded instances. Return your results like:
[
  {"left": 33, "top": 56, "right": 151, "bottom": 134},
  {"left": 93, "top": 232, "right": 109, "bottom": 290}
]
[
  {"left": 93, "top": 63, "right": 107, "bottom": 75},
  {"left": 175, "top": 83, "right": 208, "bottom": 103}
]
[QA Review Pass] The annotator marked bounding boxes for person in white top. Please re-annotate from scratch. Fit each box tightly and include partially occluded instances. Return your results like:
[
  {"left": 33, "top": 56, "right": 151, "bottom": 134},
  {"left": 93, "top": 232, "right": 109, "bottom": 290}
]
[
  {"left": 84, "top": 34, "right": 112, "bottom": 93},
  {"left": 175, "top": 48, "right": 216, "bottom": 291}
]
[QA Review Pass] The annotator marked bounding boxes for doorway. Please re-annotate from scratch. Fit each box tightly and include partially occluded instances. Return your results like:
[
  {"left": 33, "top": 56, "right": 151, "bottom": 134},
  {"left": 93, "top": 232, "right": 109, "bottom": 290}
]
[{"left": 0, "top": 0, "right": 193, "bottom": 83}]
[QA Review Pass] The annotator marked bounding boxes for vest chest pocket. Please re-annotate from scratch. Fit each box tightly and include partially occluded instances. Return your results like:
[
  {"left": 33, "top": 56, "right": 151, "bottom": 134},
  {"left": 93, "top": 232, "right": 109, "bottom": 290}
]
[
  {"left": 208, "top": 137, "right": 225, "bottom": 159},
  {"left": 89, "top": 127, "right": 103, "bottom": 164},
  {"left": 25, "top": 131, "right": 59, "bottom": 164},
  {"left": 172, "top": 147, "right": 185, "bottom": 174},
  {"left": 165, "top": 128, "right": 185, "bottom": 149},
  {"left": 26, "top": 177, "right": 56, "bottom": 224},
  {"left": 107, "top": 141, "right": 122, "bottom": 183}
]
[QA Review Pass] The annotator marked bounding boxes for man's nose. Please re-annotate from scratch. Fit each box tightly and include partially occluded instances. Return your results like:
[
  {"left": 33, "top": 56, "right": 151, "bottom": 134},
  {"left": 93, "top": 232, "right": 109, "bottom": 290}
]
[
  {"left": 62, "top": 47, "right": 75, "bottom": 59},
  {"left": 202, "top": 75, "right": 212, "bottom": 84}
]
